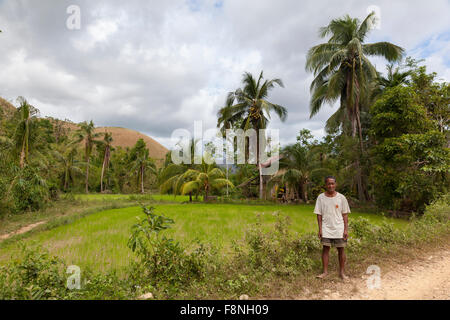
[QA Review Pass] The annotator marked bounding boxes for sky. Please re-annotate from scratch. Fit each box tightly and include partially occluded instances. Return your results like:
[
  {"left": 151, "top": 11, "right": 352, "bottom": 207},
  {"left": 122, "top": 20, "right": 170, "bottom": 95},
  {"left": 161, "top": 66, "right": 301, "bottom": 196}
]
[{"left": 0, "top": 0, "right": 449, "bottom": 149}]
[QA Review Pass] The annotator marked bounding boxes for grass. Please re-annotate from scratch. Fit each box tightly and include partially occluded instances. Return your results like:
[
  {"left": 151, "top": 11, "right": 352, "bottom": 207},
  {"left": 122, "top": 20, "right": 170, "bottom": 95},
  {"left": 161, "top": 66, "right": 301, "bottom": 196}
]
[
  {"left": 0, "top": 202, "right": 408, "bottom": 274},
  {"left": 73, "top": 193, "right": 201, "bottom": 203}
]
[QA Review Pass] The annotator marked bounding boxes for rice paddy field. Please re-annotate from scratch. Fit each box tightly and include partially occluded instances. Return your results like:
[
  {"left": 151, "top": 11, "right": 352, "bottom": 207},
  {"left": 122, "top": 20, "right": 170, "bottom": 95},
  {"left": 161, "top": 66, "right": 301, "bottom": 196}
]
[{"left": 0, "top": 196, "right": 409, "bottom": 274}]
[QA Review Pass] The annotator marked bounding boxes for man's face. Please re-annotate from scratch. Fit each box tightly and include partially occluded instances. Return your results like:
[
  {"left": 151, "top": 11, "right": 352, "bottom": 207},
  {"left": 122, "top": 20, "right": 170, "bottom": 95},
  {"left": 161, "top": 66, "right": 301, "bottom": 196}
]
[{"left": 325, "top": 179, "right": 336, "bottom": 193}]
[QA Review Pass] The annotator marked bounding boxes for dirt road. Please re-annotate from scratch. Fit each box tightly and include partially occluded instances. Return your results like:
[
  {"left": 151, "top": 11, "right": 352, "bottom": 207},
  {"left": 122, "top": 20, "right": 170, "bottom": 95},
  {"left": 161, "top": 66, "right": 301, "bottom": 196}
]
[{"left": 298, "top": 248, "right": 450, "bottom": 300}]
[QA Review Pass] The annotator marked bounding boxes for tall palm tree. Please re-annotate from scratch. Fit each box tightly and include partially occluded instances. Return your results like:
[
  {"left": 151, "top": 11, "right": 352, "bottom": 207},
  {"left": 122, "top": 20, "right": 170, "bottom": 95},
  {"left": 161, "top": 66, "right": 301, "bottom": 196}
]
[
  {"left": 217, "top": 98, "right": 236, "bottom": 197},
  {"left": 180, "top": 158, "right": 234, "bottom": 202},
  {"left": 14, "top": 98, "right": 38, "bottom": 168},
  {"left": 306, "top": 12, "right": 404, "bottom": 201},
  {"left": 73, "top": 121, "right": 103, "bottom": 193},
  {"left": 53, "top": 145, "right": 83, "bottom": 191},
  {"left": 100, "top": 131, "right": 113, "bottom": 193},
  {"left": 217, "top": 71, "right": 287, "bottom": 199},
  {"left": 130, "top": 143, "right": 157, "bottom": 194}
]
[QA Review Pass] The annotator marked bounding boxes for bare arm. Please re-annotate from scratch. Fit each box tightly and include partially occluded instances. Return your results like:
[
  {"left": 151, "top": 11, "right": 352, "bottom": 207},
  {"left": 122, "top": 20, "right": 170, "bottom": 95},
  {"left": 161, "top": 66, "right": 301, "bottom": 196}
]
[
  {"left": 316, "top": 214, "right": 322, "bottom": 239},
  {"left": 342, "top": 213, "right": 348, "bottom": 240}
]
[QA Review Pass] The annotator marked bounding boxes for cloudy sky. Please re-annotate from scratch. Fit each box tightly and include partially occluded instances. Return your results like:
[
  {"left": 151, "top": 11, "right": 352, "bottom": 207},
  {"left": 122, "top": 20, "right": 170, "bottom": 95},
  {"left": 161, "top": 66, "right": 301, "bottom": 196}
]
[{"left": 0, "top": 0, "right": 449, "bottom": 149}]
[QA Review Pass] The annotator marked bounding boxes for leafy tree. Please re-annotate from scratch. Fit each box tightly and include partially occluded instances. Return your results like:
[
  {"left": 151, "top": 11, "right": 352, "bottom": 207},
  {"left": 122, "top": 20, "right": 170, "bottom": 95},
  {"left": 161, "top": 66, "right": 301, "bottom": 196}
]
[{"left": 369, "top": 86, "right": 449, "bottom": 212}]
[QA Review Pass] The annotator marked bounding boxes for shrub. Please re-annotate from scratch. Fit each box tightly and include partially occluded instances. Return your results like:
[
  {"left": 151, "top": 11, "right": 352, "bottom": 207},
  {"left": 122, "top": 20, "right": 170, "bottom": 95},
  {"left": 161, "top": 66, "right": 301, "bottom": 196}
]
[{"left": 127, "top": 206, "right": 207, "bottom": 291}]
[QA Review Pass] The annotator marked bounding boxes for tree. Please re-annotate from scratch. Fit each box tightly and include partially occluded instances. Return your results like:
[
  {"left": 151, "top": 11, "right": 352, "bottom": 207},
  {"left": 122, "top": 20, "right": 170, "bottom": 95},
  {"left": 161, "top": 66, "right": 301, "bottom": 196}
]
[
  {"left": 13, "top": 98, "right": 39, "bottom": 168},
  {"left": 180, "top": 158, "right": 234, "bottom": 201},
  {"left": 130, "top": 139, "right": 157, "bottom": 194},
  {"left": 217, "top": 71, "right": 287, "bottom": 199},
  {"left": 369, "top": 86, "right": 449, "bottom": 212},
  {"left": 268, "top": 129, "right": 326, "bottom": 202},
  {"left": 53, "top": 145, "right": 83, "bottom": 191},
  {"left": 100, "top": 132, "right": 113, "bottom": 193},
  {"left": 159, "top": 138, "right": 200, "bottom": 201},
  {"left": 305, "top": 12, "right": 404, "bottom": 201},
  {"left": 73, "top": 121, "right": 103, "bottom": 193}
]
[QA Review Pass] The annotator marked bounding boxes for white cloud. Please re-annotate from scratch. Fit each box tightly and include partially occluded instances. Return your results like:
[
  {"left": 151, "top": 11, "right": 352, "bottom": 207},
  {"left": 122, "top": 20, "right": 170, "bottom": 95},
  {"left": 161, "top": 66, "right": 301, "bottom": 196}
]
[{"left": 0, "top": 0, "right": 448, "bottom": 150}]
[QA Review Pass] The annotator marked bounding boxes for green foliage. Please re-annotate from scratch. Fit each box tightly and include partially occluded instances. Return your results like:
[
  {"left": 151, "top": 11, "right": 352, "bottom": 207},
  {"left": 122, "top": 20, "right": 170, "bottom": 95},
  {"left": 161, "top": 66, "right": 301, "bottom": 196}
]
[
  {"left": 11, "top": 166, "right": 49, "bottom": 212},
  {"left": 239, "top": 212, "right": 316, "bottom": 276},
  {"left": 127, "top": 206, "right": 207, "bottom": 290},
  {"left": 0, "top": 244, "right": 68, "bottom": 299},
  {"left": 369, "top": 85, "right": 449, "bottom": 212}
]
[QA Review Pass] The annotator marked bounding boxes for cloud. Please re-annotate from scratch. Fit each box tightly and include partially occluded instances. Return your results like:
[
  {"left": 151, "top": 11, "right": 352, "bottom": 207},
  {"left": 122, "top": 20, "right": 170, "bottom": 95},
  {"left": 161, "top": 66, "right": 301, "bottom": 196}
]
[{"left": 0, "top": 0, "right": 448, "bottom": 149}]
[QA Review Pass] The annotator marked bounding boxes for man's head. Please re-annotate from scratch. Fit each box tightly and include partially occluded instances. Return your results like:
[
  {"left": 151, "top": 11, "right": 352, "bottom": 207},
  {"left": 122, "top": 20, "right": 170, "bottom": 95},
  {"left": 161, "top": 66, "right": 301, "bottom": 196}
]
[{"left": 324, "top": 176, "right": 336, "bottom": 193}]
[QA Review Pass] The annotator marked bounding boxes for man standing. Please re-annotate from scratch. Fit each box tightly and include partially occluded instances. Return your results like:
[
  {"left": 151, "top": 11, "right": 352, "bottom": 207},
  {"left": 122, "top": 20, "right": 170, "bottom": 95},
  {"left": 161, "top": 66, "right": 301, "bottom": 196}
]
[{"left": 314, "top": 176, "right": 350, "bottom": 280}]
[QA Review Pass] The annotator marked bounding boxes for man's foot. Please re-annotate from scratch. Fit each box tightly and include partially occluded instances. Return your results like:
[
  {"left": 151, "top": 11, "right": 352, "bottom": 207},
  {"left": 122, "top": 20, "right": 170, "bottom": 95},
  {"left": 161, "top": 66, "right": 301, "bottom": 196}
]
[
  {"left": 339, "top": 273, "right": 349, "bottom": 281},
  {"left": 316, "top": 273, "right": 328, "bottom": 279}
]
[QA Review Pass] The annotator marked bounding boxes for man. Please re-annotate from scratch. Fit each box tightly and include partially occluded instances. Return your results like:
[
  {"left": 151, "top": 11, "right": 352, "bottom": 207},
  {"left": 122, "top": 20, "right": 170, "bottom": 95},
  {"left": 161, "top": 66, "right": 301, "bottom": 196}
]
[{"left": 314, "top": 176, "right": 350, "bottom": 280}]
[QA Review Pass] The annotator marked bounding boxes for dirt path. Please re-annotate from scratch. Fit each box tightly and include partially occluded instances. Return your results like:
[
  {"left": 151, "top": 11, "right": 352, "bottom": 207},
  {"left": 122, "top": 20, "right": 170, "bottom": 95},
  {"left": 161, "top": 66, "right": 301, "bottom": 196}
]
[
  {"left": 297, "top": 247, "right": 450, "bottom": 300},
  {"left": 0, "top": 221, "right": 46, "bottom": 241}
]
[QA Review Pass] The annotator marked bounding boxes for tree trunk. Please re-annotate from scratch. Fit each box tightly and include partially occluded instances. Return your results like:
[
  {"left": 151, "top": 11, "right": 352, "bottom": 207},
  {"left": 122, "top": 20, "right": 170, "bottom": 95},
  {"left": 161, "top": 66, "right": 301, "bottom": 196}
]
[
  {"left": 189, "top": 191, "right": 192, "bottom": 202},
  {"left": 302, "top": 182, "right": 308, "bottom": 202},
  {"left": 257, "top": 129, "right": 265, "bottom": 200},
  {"left": 85, "top": 158, "right": 90, "bottom": 194},
  {"left": 348, "top": 72, "right": 366, "bottom": 203},
  {"left": 204, "top": 185, "right": 209, "bottom": 202},
  {"left": 100, "top": 146, "right": 110, "bottom": 193},
  {"left": 141, "top": 166, "right": 145, "bottom": 194},
  {"left": 64, "top": 168, "right": 69, "bottom": 191}
]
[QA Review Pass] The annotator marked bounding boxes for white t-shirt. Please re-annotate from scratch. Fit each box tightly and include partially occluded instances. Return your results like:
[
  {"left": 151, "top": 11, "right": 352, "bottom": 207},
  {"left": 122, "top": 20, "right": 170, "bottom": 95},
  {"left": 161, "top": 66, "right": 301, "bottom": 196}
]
[{"left": 314, "top": 192, "right": 351, "bottom": 239}]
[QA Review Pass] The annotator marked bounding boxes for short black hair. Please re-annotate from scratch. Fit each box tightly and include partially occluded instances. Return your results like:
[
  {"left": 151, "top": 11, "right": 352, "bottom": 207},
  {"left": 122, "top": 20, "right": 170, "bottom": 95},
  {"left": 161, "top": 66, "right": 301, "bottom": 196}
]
[{"left": 324, "top": 176, "right": 336, "bottom": 184}]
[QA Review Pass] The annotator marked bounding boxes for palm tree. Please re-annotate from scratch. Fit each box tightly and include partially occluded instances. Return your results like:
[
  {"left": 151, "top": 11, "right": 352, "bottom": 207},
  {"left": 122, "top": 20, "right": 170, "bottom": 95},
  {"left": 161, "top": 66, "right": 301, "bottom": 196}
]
[
  {"left": 100, "top": 131, "right": 113, "bottom": 193},
  {"left": 217, "top": 71, "right": 287, "bottom": 199},
  {"left": 14, "top": 98, "right": 38, "bottom": 168},
  {"left": 129, "top": 139, "right": 157, "bottom": 194},
  {"left": 159, "top": 138, "right": 200, "bottom": 201},
  {"left": 73, "top": 121, "right": 103, "bottom": 193},
  {"left": 306, "top": 12, "right": 404, "bottom": 201},
  {"left": 371, "top": 63, "right": 412, "bottom": 100},
  {"left": 217, "top": 99, "right": 236, "bottom": 197},
  {"left": 268, "top": 130, "right": 325, "bottom": 202},
  {"left": 53, "top": 145, "right": 83, "bottom": 191},
  {"left": 180, "top": 159, "right": 234, "bottom": 201},
  {"left": 131, "top": 151, "right": 157, "bottom": 194}
]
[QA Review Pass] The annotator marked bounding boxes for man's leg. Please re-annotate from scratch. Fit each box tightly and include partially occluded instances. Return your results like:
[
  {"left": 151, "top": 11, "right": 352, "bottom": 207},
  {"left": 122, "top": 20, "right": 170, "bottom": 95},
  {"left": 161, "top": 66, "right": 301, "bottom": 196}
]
[
  {"left": 316, "top": 245, "right": 330, "bottom": 278},
  {"left": 337, "top": 247, "right": 348, "bottom": 280}
]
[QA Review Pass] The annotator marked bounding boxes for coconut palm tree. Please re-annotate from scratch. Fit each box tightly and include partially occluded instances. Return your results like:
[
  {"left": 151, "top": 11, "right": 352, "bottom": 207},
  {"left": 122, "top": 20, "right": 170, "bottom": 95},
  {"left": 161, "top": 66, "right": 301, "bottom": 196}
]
[
  {"left": 131, "top": 151, "right": 157, "bottom": 194},
  {"left": 129, "top": 139, "right": 157, "bottom": 194},
  {"left": 73, "top": 121, "right": 103, "bottom": 193},
  {"left": 307, "top": 12, "right": 404, "bottom": 145},
  {"left": 217, "top": 71, "right": 287, "bottom": 199},
  {"left": 13, "top": 98, "right": 39, "bottom": 168},
  {"left": 53, "top": 145, "right": 83, "bottom": 191},
  {"left": 268, "top": 130, "right": 326, "bottom": 202},
  {"left": 100, "top": 131, "right": 113, "bottom": 193},
  {"left": 180, "top": 158, "right": 234, "bottom": 202},
  {"left": 306, "top": 12, "right": 404, "bottom": 201},
  {"left": 159, "top": 138, "right": 200, "bottom": 201}
]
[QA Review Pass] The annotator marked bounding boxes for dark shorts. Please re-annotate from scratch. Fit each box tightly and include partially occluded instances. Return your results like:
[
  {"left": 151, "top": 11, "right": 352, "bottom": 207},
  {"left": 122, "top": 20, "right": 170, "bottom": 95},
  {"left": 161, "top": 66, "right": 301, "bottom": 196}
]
[{"left": 321, "top": 237, "right": 347, "bottom": 248}]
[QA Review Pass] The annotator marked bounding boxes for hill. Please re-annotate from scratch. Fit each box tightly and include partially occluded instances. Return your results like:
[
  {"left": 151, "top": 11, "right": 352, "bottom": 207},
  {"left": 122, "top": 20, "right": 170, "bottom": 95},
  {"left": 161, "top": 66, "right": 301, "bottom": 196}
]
[{"left": 0, "top": 98, "right": 169, "bottom": 164}]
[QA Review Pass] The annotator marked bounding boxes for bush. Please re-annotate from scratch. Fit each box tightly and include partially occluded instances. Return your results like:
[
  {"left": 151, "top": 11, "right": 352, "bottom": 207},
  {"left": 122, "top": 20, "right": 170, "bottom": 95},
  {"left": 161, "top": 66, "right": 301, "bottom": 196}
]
[
  {"left": 240, "top": 212, "right": 316, "bottom": 276},
  {"left": 0, "top": 244, "right": 132, "bottom": 300},
  {"left": 127, "top": 206, "right": 207, "bottom": 291},
  {"left": 11, "top": 166, "right": 49, "bottom": 212}
]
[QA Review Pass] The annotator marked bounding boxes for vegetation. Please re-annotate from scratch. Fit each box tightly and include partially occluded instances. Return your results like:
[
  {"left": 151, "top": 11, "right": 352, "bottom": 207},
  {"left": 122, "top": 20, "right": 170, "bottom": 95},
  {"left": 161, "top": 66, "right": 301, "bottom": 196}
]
[
  {"left": 0, "top": 11, "right": 448, "bottom": 300},
  {"left": 0, "top": 196, "right": 447, "bottom": 299}
]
